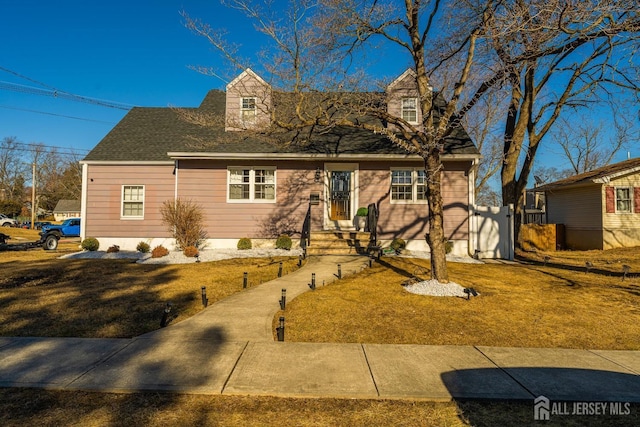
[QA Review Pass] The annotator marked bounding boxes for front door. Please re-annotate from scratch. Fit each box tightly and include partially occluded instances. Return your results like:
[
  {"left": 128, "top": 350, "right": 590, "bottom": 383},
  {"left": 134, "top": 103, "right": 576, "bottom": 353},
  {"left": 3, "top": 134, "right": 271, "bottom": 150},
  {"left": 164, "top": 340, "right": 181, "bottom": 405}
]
[{"left": 330, "top": 171, "right": 351, "bottom": 220}]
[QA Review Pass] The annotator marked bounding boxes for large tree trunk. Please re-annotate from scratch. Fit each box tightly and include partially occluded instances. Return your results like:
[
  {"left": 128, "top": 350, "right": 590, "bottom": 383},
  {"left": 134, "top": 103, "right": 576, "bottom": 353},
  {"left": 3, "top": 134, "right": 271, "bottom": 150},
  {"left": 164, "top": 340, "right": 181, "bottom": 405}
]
[{"left": 424, "top": 152, "right": 449, "bottom": 283}]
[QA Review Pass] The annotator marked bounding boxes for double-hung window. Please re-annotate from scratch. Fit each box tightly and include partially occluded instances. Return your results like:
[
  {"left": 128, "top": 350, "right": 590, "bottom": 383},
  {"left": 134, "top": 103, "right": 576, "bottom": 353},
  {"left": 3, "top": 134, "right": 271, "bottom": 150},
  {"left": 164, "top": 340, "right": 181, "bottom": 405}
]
[
  {"left": 391, "top": 169, "right": 427, "bottom": 203},
  {"left": 228, "top": 167, "right": 276, "bottom": 202},
  {"left": 401, "top": 98, "right": 418, "bottom": 124},
  {"left": 241, "top": 97, "right": 257, "bottom": 124},
  {"left": 122, "top": 185, "right": 144, "bottom": 218},
  {"left": 616, "top": 187, "right": 632, "bottom": 213}
]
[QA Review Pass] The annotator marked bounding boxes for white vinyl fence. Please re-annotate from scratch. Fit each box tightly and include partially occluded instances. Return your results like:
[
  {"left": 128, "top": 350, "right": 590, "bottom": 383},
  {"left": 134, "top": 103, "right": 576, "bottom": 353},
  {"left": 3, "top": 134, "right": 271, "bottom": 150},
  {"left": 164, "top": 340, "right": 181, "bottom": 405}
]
[{"left": 471, "top": 204, "right": 514, "bottom": 260}]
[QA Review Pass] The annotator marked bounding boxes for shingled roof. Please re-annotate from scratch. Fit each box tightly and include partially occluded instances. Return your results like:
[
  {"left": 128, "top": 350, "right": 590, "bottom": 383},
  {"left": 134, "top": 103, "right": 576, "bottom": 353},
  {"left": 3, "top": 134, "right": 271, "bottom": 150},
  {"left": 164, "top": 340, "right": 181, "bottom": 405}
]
[
  {"left": 534, "top": 158, "right": 640, "bottom": 192},
  {"left": 53, "top": 199, "right": 81, "bottom": 213},
  {"left": 83, "top": 90, "right": 479, "bottom": 162}
]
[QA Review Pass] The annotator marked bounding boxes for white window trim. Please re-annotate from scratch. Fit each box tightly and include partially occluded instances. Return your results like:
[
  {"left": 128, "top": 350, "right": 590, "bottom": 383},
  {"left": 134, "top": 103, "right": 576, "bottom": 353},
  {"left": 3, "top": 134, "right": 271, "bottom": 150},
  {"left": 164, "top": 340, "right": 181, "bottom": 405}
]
[
  {"left": 227, "top": 166, "right": 277, "bottom": 203},
  {"left": 615, "top": 186, "right": 632, "bottom": 213},
  {"left": 121, "top": 185, "right": 145, "bottom": 220},
  {"left": 390, "top": 168, "right": 428, "bottom": 204},
  {"left": 241, "top": 97, "right": 257, "bottom": 124},
  {"left": 401, "top": 97, "right": 419, "bottom": 124}
]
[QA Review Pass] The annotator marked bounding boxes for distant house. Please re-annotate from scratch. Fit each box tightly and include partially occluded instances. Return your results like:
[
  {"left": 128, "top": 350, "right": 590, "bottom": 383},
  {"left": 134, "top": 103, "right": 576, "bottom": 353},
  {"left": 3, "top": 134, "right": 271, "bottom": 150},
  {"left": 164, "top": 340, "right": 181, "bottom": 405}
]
[
  {"left": 80, "top": 69, "right": 481, "bottom": 255},
  {"left": 53, "top": 199, "right": 81, "bottom": 221},
  {"left": 533, "top": 158, "right": 640, "bottom": 250}
]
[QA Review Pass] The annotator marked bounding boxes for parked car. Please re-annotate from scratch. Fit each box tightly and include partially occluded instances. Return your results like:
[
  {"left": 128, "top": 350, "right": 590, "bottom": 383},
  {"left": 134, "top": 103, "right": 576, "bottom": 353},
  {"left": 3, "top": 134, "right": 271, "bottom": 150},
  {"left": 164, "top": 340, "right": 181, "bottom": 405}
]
[{"left": 0, "top": 214, "right": 18, "bottom": 227}]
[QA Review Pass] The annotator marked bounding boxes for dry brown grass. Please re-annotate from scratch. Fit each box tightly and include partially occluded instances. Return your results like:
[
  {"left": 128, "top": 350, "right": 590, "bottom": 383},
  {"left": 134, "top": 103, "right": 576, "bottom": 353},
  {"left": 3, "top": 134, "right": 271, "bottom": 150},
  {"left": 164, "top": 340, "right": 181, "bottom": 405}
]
[
  {"left": 2, "top": 238, "right": 639, "bottom": 426},
  {"left": 1, "top": 389, "right": 636, "bottom": 427},
  {"left": 279, "top": 247, "right": 640, "bottom": 349},
  {"left": 0, "top": 230, "right": 301, "bottom": 338}
]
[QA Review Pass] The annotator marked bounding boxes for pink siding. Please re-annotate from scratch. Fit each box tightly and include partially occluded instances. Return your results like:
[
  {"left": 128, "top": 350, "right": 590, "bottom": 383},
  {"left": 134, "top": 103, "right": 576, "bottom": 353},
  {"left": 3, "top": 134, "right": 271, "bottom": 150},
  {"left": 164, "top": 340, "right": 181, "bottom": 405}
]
[
  {"left": 177, "top": 160, "right": 323, "bottom": 238},
  {"left": 358, "top": 161, "right": 470, "bottom": 241},
  {"left": 85, "top": 164, "right": 175, "bottom": 238},
  {"left": 85, "top": 159, "right": 471, "bottom": 242}
]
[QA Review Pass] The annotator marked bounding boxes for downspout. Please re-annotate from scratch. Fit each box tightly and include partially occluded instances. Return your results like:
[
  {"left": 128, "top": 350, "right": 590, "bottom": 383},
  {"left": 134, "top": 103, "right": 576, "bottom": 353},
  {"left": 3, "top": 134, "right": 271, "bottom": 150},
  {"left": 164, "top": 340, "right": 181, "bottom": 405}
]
[
  {"left": 173, "top": 160, "right": 179, "bottom": 201},
  {"left": 467, "top": 158, "right": 478, "bottom": 258},
  {"left": 80, "top": 162, "right": 88, "bottom": 241}
]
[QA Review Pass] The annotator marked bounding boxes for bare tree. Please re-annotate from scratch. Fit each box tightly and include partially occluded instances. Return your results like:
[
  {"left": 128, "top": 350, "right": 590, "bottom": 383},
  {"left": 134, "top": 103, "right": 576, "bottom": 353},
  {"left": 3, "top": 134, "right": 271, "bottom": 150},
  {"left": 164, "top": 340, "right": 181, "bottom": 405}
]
[
  {"left": 461, "top": 91, "right": 506, "bottom": 206},
  {"left": 491, "top": 0, "right": 640, "bottom": 230},
  {"left": 0, "top": 136, "right": 28, "bottom": 204},
  {"left": 183, "top": 0, "right": 503, "bottom": 283},
  {"left": 551, "top": 107, "right": 635, "bottom": 174},
  {"left": 37, "top": 149, "right": 83, "bottom": 211},
  {"left": 183, "top": 0, "right": 639, "bottom": 280}
]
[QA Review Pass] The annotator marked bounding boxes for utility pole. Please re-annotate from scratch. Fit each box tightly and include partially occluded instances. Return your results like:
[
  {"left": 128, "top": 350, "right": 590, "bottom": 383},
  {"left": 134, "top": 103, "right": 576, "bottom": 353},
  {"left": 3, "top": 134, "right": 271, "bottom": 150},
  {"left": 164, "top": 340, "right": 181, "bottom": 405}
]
[{"left": 31, "top": 162, "right": 36, "bottom": 229}]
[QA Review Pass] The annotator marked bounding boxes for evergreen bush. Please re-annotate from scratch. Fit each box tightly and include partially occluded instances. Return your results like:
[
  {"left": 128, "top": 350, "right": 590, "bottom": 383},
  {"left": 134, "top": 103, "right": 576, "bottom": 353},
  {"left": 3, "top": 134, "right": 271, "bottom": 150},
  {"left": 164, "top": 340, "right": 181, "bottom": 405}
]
[
  {"left": 237, "top": 237, "right": 252, "bottom": 250},
  {"left": 275, "top": 234, "right": 292, "bottom": 250},
  {"left": 81, "top": 237, "right": 100, "bottom": 252}
]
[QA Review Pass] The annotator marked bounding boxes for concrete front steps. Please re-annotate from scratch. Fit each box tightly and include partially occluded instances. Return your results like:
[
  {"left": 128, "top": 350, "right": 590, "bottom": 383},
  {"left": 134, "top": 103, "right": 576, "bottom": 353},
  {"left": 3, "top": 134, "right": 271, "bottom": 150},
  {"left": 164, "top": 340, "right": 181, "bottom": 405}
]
[{"left": 306, "top": 231, "right": 374, "bottom": 256}]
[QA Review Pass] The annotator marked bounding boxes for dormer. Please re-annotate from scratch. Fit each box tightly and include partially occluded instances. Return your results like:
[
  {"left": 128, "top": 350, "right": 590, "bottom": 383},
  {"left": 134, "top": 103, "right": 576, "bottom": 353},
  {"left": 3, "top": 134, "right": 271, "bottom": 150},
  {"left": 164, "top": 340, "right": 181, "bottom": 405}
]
[
  {"left": 225, "top": 68, "right": 272, "bottom": 131},
  {"left": 385, "top": 68, "right": 431, "bottom": 131}
]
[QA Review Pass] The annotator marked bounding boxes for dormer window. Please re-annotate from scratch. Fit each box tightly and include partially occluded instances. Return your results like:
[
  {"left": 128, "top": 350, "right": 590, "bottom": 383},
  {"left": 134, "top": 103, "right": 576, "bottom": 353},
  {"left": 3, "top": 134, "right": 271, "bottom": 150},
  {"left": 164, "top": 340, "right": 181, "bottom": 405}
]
[
  {"left": 241, "top": 97, "right": 257, "bottom": 124},
  {"left": 226, "top": 69, "right": 271, "bottom": 131},
  {"left": 401, "top": 98, "right": 418, "bottom": 123}
]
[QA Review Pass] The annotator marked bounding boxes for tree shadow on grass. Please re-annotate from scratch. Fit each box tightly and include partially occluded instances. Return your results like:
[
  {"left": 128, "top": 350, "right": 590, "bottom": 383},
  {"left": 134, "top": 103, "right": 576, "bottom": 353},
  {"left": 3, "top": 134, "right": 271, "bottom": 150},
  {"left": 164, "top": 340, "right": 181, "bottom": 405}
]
[
  {"left": 444, "top": 367, "right": 640, "bottom": 426},
  {"left": 0, "top": 324, "right": 240, "bottom": 426}
]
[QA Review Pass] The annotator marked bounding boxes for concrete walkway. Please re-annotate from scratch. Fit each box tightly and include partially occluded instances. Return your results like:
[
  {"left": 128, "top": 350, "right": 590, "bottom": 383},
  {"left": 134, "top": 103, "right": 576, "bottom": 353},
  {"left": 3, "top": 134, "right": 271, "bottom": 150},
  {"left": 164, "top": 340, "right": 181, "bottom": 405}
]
[{"left": 0, "top": 256, "right": 639, "bottom": 402}]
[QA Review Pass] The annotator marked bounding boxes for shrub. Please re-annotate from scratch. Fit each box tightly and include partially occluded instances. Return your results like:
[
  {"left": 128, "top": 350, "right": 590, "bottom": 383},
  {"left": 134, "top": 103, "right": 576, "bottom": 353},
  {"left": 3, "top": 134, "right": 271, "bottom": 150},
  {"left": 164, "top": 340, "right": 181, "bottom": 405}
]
[
  {"left": 136, "top": 241, "right": 150, "bottom": 253},
  {"left": 151, "top": 245, "right": 169, "bottom": 258},
  {"left": 275, "top": 234, "right": 292, "bottom": 250},
  {"left": 183, "top": 245, "right": 199, "bottom": 258},
  {"left": 81, "top": 237, "right": 100, "bottom": 252},
  {"left": 106, "top": 245, "right": 120, "bottom": 253},
  {"left": 160, "top": 198, "right": 208, "bottom": 250},
  {"left": 237, "top": 237, "right": 252, "bottom": 250},
  {"left": 445, "top": 240, "right": 454, "bottom": 254},
  {"left": 356, "top": 207, "right": 368, "bottom": 216},
  {"left": 390, "top": 238, "right": 406, "bottom": 253}
]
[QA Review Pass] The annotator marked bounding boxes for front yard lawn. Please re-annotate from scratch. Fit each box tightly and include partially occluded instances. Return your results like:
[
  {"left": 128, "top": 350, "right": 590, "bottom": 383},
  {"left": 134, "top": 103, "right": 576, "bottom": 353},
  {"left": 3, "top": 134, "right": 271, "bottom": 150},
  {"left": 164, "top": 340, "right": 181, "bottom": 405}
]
[
  {"left": 0, "top": 233, "right": 301, "bottom": 338},
  {"left": 277, "top": 248, "right": 640, "bottom": 349}
]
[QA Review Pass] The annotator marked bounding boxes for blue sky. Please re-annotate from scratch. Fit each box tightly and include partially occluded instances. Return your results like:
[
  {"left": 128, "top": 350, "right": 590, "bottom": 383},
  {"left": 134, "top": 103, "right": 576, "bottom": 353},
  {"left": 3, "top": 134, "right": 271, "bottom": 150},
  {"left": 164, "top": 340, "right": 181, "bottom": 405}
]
[
  {"left": 0, "top": 1, "right": 259, "bottom": 154},
  {"left": 1, "top": 0, "right": 637, "bottom": 168}
]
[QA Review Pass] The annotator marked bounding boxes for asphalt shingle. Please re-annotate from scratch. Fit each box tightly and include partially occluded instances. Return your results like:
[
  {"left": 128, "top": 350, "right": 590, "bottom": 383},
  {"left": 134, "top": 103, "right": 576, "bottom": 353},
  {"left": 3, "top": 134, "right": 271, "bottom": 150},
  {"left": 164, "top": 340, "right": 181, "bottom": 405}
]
[{"left": 83, "top": 90, "right": 479, "bottom": 162}]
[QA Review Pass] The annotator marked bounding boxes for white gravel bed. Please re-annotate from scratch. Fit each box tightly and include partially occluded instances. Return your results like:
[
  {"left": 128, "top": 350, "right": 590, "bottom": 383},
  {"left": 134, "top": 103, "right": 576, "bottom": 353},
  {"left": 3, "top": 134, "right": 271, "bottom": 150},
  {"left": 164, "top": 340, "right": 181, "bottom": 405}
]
[
  {"left": 61, "top": 247, "right": 305, "bottom": 263},
  {"left": 403, "top": 279, "right": 473, "bottom": 297},
  {"left": 399, "top": 250, "right": 483, "bottom": 264}
]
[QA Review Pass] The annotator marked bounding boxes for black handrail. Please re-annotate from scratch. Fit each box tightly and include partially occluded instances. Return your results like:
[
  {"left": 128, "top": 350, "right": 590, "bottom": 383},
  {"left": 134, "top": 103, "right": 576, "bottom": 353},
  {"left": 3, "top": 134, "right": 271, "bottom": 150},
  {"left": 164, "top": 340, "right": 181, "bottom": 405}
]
[
  {"left": 300, "top": 202, "right": 311, "bottom": 251},
  {"left": 366, "top": 203, "right": 378, "bottom": 245}
]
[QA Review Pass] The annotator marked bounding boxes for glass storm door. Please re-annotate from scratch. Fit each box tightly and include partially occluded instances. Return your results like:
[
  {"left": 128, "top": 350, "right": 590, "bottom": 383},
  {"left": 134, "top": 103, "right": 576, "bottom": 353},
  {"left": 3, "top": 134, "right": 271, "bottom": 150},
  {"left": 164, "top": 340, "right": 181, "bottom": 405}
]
[{"left": 330, "top": 171, "right": 351, "bottom": 220}]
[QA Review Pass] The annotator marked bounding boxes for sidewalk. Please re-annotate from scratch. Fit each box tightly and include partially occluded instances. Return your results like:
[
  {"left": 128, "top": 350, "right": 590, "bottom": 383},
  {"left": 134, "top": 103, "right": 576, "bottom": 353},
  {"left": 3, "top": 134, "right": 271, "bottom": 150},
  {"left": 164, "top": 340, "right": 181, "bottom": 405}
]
[{"left": 0, "top": 255, "right": 638, "bottom": 402}]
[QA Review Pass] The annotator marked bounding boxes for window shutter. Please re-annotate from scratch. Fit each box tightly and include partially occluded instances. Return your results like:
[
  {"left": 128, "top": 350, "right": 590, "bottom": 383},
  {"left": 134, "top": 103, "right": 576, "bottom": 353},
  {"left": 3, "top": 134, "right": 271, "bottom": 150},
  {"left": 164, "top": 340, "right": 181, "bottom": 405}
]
[
  {"left": 635, "top": 187, "right": 640, "bottom": 213},
  {"left": 605, "top": 186, "right": 615, "bottom": 213}
]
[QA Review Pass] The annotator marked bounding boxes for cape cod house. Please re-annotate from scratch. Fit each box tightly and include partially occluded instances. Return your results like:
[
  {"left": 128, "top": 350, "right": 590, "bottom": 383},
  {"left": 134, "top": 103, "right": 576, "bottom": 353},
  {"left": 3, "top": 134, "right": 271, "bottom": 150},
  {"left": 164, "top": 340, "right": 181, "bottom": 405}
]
[{"left": 80, "top": 69, "right": 481, "bottom": 255}]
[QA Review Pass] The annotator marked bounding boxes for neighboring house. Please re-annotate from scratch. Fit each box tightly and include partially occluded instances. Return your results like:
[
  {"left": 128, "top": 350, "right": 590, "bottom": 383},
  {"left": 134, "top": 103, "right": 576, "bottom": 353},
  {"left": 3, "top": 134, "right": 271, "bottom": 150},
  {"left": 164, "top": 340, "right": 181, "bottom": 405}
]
[
  {"left": 53, "top": 199, "right": 81, "bottom": 221},
  {"left": 80, "top": 69, "right": 481, "bottom": 255},
  {"left": 533, "top": 158, "right": 640, "bottom": 250}
]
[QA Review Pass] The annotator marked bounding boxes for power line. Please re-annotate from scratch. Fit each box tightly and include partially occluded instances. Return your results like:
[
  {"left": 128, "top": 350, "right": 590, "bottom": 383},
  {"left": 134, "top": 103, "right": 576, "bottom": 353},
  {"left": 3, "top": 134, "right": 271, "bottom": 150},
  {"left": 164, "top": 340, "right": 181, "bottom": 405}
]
[
  {"left": 0, "top": 105, "right": 117, "bottom": 124},
  {"left": 0, "top": 80, "right": 134, "bottom": 110},
  {"left": 1, "top": 140, "right": 90, "bottom": 156},
  {"left": 0, "top": 66, "right": 61, "bottom": 92}
]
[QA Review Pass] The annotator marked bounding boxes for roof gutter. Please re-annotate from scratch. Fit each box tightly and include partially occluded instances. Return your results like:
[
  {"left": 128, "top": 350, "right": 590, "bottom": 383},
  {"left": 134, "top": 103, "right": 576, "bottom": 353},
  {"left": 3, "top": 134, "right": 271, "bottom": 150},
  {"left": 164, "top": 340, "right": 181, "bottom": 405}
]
[
  {"left": 80, "top": 160, "right": 174, "bottom": 166},
  {"left": 592, "top": 165, "right": 640, "bottom": 183},
  {"left": 166, "top": 152, "right": 481, "bottom": 161}
]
